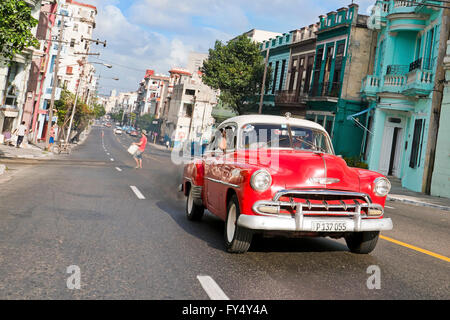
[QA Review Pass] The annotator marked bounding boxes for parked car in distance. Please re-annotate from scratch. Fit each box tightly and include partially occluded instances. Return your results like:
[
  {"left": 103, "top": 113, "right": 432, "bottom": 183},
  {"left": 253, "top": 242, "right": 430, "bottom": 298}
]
[
  {"left": 130, "top": 130, "right": 138, "bottom": 137},
  {"left": 105, "top": 122, "right": 112, "bottom": 128},
  {"left": 180, "top": 115, "right": 393, "bottom": 254},
  {"left": 114, "top": 128, "right": 122, "bottom": 135}
]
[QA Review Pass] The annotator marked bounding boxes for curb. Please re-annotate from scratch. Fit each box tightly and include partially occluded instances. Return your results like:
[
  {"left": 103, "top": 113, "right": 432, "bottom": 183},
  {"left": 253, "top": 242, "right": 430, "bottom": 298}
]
[{"left": 387, "top": 195, "right": 450, "bottom": 212}]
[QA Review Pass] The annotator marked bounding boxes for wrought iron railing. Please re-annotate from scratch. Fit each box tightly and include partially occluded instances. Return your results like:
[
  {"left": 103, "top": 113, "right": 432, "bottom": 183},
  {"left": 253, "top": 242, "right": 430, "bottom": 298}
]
[
  {"left": 409, "top": 58, "right": 422, "bottom": 72},
  {"left": 386, "top": 64, "right": 409, "bottom": 75}
]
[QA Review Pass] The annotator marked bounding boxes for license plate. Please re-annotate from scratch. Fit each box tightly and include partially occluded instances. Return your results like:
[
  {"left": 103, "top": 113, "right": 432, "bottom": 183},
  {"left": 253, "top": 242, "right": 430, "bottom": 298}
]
[{"left": 311, "top": 221, "right": 348, "bottom": 232}]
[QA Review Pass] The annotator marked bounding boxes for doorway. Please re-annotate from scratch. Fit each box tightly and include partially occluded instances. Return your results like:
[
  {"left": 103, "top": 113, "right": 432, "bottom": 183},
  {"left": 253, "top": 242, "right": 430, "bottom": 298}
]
[{"left": 379, "top": 117, "right": 404, "bottom": 178}]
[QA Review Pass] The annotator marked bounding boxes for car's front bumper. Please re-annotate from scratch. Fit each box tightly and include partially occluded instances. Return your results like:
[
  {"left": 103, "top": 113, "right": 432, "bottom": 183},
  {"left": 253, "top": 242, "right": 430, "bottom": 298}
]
[
  {"left": 239, "top": 189, "right": 393, "bottom": 233},
  {"left": 237, "top": 214, "right": 393, "bottom": 232}
]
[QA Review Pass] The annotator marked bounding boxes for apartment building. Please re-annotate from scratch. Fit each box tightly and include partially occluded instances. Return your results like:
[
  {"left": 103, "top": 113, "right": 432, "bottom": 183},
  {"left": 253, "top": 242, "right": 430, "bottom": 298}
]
[
  {"left": 361, "top": 0, "right": 445, "bottom": 192},
  {"left": 0, "top": 0, "right": 44, "bottom": 137},
  {"left": 305, "top": 4, "right": 377, "bottom": 157},
  {"left": 34, "top": 0, "right": 98, "bottom": 140}
]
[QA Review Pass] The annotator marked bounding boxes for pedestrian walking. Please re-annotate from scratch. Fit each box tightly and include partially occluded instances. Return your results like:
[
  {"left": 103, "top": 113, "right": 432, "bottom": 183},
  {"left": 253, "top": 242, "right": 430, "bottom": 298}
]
[
  {"left": 14, "top": 121, "right": 27, "bottom": 148},
  {"left": 49, "top": 123, "right": 57, "bottom": 150},
  {"left": 132, "top": 130, "right": 148, "bottom": 169}
]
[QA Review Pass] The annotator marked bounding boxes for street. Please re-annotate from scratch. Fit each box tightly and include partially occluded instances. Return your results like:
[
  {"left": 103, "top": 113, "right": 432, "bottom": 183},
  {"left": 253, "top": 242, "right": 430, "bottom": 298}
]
[{"left": 0, "top": 126, "right": 448, "bottom": 300}]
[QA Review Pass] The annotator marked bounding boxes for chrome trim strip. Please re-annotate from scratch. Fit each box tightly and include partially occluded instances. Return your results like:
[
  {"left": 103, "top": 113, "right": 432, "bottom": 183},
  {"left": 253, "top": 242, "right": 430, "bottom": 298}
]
[
  {"left": 252, "top": 200, "right": 384, "bottom": 217},
  {"left": 206, "top": 177, "right": 240, "bottom": 188},
  {"left": 273, "top": 189, "right": 372, "bottom": 204}
]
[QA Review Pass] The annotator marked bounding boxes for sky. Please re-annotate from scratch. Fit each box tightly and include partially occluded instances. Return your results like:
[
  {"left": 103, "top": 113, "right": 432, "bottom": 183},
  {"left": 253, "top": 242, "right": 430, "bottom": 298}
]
[{"left": 86, "top": 0, "right": 375, "bottom": 96}]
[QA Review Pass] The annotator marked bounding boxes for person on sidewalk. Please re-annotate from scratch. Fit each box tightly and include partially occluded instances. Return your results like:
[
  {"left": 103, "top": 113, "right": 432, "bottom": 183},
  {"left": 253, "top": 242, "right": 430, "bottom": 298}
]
[
  {"left": 49, "top": 123, "right": 57, "bottom": 150},
  {"left": 14, "top": 121, "right": 27, "bottom": 148},
  {"left": 132, "top": 130, "right": 148, "bottom": 169}
]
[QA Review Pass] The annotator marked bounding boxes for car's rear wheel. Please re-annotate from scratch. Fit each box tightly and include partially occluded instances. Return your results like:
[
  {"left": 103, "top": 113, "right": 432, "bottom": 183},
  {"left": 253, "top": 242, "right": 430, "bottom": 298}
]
[
  {"left": 224, "top": 195, "right": 253, "bottom": 253},
  {"left": 345, "top": 231, "right": 380, "bottom": 254},
  {"left": 186, "top": 185, "right": 204, "bottom": 221}
]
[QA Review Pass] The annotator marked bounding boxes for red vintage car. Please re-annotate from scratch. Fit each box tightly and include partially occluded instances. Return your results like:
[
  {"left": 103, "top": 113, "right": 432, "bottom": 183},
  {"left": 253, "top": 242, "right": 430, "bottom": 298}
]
[{"left": 181, "top": 115, "right": 392, "bottom": 254}]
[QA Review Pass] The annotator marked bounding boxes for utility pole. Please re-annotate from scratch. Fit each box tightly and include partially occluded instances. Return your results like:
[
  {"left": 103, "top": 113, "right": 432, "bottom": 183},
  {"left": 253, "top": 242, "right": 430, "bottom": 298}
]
[
  {"left": 45, "top": 14, "right": 65, "bottom": 149},
  {"left": 258, "top": 47, "right": 270, "bottom": 114},
  {"left": 66, "top": 58, "right": 85, "bottom": 143}
]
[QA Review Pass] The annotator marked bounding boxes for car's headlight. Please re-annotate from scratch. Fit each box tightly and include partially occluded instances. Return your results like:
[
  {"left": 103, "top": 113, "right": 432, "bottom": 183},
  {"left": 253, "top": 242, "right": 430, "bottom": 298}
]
[
  {"left": 373, "top": 177, "right": 391, "bottom": 197},
  {"left": 250, "top": 170, "right": 272, "bottom": 192}
]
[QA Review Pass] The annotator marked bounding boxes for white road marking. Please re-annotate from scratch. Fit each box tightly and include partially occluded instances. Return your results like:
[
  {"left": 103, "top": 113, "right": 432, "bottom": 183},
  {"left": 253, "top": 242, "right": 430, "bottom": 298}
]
[
  {"left": 385, "top": 205, "right": 395, "bottom": 209},
  {"left": 130, "top": 186, "right": 145, "bottom": 200},
  {"left": 107, "top": 153, "right": 110, "bottom": 155},
  {"left": 110, "top": 158, "right": 114, "bottom": 161},
  {"left": 197, "top": 275, "right": 230, "bottom": 300},
  {"left": 115, "top": 167, "right": 122, "bottom": 172}
]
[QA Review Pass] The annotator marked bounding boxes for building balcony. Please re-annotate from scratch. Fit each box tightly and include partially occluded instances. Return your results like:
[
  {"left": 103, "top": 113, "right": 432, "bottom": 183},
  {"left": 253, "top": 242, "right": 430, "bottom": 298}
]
[
  {"left": 361, "top": 67, "right": 434, "bottom": 98},
  {"left": 308, "top": 82, "right": 341, "bottom": 102},
  {"left": 403, "top": 68, "right": 434, "bottom": 96},
  {"left": 391, "top": 0, "right": 416, "bottom": 14},
  {"left": 274, "top": 90, "right": 308, "bottom": 106},
  {"left": 382, "top": 74, "right": 407, "bottom": 93},
  {"left": 361, "top": 75, "right": 380, "bottom": 97}
]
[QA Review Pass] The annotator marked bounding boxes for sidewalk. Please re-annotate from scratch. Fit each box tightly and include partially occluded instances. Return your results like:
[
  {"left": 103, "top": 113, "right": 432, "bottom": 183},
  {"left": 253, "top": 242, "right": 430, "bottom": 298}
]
[
  {"left": 387, "top": 177, "right": 450, "bottom": 212},
  {"left": 0, "top": 140, "right": 55, "bottom": 160}
]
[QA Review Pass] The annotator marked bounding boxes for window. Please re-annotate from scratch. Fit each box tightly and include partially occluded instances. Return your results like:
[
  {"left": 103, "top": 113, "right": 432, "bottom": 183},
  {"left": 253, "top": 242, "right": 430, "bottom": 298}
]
[
  {"left": 279, "top": 60, "right": 286, "bottom": 91},
  {"left": 70, "top": 39, "right": 75, "bottom": 47},
  {"left": 409, "top": 119, "right": 425, "bottom": 168},
  {"left": 181, "top": 103, "right": 193, "bottom": 117},
  {"left": 311, "top": 48, "right": 324, "bottom": 96},
  {"left": 423, "top": 28, "right": 435, "bottom": 70},
  {"left": 185, "top": 89, "right": 195, "bottom": 96},
  {"left": 66, "top": 66, "right": 73, "bottom": 75},
  {"left": 272, "top": 61, "right": 279, "bottom": 94},
  {"left": 225, "top": 126, "right": 237, "bottom": 150},
  {"left": 73, "top": 24, "right": 78, "bottom": 31}
]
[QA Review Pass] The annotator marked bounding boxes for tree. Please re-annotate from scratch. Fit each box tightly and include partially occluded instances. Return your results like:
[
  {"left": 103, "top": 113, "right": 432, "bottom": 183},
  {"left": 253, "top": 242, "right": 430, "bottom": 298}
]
[
  {"left": 93, "top": 104, "right": 106, "bottom": 119},
  {"left": 136, "top": 113, "right": 154, "bottom": 131},
  {"left": 201, "top": 35, "right": 271, "bottom": 115},
  {"left": 54, "top": 89, "right": 95, "bottom": 141},
  {"left": 0, "top": 0, "right": 39, "bottom": 62}
]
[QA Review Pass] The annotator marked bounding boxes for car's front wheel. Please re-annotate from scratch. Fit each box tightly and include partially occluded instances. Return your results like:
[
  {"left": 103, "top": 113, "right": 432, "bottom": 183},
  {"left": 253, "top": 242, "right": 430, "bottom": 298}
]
[
  {"left": 186, "top": 186, "right": 204, "bottom": 221},
  {"left": 345, "top": 231, "right": 380, "bottom": 254},
  {"left": 224, "top": 195, "right": 253, "bottom": 253}
]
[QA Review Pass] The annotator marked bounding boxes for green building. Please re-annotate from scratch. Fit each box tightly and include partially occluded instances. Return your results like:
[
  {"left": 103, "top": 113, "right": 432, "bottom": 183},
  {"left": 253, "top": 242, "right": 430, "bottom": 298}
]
[{"left": 305, "top": 4, "right": 377, "bottom": 158}]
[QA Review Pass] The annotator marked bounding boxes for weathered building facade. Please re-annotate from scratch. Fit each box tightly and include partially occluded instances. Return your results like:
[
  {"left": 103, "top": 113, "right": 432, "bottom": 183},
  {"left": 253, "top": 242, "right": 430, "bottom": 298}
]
[
  {"left": 306, "top": 4, "right": 377, "bottom": 157},
  {"left": 361, "top": 0, "right": 445, "bottom": 193},
  {"left": 275, "top": 24, "right": 319, "bottom": 117}
]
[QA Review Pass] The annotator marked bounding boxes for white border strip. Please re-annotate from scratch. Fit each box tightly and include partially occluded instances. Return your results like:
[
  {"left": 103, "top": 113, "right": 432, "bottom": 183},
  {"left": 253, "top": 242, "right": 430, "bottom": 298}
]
[
  {"left": 130, "top": 186, "right": 146, "bottom": 200},
  {"left": 197, "top": 275, "right": 230, "bottom": 300}
]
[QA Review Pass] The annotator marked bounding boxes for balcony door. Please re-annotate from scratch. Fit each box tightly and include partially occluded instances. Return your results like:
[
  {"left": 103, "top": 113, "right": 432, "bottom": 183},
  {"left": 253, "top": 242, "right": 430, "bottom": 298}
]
[{"left": 379, "top": 117, "right": 405, "bottom": 178}]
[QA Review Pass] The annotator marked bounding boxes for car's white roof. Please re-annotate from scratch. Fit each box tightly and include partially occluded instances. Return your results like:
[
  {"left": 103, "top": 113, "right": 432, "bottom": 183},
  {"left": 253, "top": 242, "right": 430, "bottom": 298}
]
[{"left": 219, "top": 115, "right": 327, "bottom": 132}]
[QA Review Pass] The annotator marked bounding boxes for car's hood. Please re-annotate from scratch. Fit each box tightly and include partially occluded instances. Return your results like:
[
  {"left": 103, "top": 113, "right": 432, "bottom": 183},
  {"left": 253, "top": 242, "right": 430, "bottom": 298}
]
[{"left": 235, "top": 149, "right": 360, "bottom": 192}]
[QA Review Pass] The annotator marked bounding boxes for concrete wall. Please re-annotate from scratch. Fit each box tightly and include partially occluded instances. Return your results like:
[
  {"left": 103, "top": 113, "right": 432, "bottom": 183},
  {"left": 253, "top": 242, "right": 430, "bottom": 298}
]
[{"left": 341, "top": 25, "right": 377, "bottom": 101}]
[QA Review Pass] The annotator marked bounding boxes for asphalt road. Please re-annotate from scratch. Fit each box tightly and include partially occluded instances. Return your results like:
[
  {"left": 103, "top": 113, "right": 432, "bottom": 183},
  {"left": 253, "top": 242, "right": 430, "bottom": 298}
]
[{"left": 0, "top": 126, "right": 448, "bottom": 300}]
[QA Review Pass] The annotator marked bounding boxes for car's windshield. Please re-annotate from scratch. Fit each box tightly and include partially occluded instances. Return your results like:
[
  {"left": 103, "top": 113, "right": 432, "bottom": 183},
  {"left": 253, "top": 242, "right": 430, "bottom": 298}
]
[{"left": 240, "top": 123, "right": 333, "bottom": 154}]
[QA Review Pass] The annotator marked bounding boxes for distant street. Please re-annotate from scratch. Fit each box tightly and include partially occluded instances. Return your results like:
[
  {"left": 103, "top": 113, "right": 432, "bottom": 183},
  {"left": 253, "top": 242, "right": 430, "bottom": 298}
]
[{"left": 0, "top": 126, "right": 448, "bottom": 299}]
